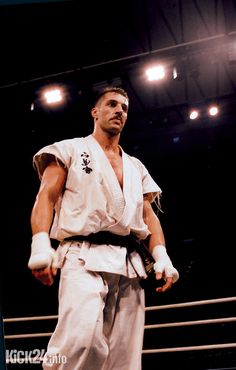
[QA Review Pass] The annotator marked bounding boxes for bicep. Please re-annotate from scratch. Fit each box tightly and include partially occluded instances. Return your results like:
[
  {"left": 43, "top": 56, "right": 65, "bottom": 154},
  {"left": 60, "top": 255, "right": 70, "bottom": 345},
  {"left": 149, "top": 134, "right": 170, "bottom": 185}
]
[{"left": 39, "top": 162, "right": 67, "bottom": 204}]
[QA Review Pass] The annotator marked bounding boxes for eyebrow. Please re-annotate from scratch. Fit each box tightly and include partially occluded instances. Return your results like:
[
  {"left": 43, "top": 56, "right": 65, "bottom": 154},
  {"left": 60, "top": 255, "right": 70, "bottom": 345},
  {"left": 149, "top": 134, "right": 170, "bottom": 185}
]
[{"left": 107, "top": 99, "right": 128, "bottom": 109}]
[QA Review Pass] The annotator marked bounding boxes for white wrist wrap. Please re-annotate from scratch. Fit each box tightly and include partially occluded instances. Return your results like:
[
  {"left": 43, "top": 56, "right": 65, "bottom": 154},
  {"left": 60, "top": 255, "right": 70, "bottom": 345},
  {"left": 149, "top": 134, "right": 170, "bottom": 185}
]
[
  {"left": 28, "top": 232, "right": 58, "bottom": 270},
  {"left": 152, "top": 245, "right": 179, "bottom": 283}
]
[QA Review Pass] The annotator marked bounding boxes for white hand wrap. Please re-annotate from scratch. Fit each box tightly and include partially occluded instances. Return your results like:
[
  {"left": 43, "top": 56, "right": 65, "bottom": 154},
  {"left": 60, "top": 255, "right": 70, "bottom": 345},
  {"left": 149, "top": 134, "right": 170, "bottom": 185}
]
[
  {"left": 28, "top": 232, "right": 58, "bottom": 270},
  {"left": 152, "top": 245, "right": 179, "bottom": 283}
]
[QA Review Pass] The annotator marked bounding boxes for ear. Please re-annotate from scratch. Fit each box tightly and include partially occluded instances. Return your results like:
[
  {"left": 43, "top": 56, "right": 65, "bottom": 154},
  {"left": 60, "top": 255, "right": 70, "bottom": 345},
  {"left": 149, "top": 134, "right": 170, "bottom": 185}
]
[{"left": 91, "top": 106, "right": 98, "bottom": 119}]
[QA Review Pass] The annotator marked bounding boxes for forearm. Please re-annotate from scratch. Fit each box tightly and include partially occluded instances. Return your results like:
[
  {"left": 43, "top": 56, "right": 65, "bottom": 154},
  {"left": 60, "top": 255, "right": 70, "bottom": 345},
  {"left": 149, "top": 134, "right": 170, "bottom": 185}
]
[
  {"left": 147, "top": 215, "right": 165, "bottom": 252},
  {"left": 143, "top": 199, "right": 165, "bottom": 252},
  {"left": 28, "top": 161, "right": 66, "bottom": 278},
  {"left": 29, "top": 191, "right": 58, "bottom": 272},
  {"left": 143, "top": 198, "right": 179, "bottom": 285},
  {"left": 31, "top": 191, "right": 55, "bottom": 235}
]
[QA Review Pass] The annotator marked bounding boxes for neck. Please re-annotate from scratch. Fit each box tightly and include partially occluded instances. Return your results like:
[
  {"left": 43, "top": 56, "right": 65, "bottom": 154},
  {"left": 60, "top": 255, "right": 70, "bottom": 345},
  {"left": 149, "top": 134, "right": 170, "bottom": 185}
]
[{"left": 92, "top": 131, "right": 120, "bottom": 153}]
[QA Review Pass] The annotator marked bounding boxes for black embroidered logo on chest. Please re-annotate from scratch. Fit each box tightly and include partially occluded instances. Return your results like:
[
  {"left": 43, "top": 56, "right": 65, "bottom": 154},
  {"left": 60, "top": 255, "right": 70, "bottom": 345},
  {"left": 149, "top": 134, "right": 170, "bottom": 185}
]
[{"left": 81, "top": 152, "right": 93, "bottom": 174}]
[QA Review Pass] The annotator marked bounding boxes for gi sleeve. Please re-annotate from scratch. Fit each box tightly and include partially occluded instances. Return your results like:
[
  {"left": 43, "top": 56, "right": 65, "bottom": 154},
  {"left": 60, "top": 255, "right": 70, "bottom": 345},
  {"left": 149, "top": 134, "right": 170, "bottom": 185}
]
[
  {"left": 33, "top": 138, "right": 76, "bottom": 179},
  {"left": 129, "top": 156, "right": 162, "bottom": 203}
]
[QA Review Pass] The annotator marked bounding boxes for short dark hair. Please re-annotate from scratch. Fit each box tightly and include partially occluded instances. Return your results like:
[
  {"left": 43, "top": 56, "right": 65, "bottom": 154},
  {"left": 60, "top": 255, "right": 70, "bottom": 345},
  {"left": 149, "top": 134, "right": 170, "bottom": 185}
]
[{"left": 94, "top": 86, "right": 128, "bottom": 105}]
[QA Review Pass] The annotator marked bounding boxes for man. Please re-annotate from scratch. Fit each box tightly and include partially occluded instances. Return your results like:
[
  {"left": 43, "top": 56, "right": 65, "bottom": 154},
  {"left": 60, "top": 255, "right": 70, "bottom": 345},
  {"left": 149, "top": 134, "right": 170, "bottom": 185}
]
[{"left": 28, "top": 86, "right": 179, "bottom": 370}]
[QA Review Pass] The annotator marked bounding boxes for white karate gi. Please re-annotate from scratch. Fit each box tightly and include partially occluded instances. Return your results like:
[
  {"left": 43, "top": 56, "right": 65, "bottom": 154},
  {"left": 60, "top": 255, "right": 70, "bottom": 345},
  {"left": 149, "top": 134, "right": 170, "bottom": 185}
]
[{"left": 33, "top": 135, "right": 161, "bottom": 370}]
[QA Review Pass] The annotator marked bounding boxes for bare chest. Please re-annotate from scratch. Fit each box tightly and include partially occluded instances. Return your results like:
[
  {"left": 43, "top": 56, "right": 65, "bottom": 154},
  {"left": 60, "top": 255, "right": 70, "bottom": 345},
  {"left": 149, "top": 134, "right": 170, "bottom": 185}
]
[{"left": 106, "top": 153, "right": 123, "bottom": 188}]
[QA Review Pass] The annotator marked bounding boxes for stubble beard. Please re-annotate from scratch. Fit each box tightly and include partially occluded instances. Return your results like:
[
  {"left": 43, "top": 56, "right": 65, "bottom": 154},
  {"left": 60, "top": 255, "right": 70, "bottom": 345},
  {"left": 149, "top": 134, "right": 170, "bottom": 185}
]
[{"left": 102, "top": 125, "right": 123, "bottom": 137}]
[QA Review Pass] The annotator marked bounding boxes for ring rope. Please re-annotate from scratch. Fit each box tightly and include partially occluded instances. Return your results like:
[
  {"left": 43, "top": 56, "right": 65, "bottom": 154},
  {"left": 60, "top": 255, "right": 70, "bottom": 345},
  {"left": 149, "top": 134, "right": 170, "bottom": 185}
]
[
  {"left": 5, "top": 316, "right": 236, "bottom": 340},
  {"left": 4, "top": 296, "right": 236, "bottom": 355},
  {"left": 145, "top": 316, "right": 236, "bottom": 329},
  {"left": 4, "top": 296, "right": 236, "bottom": 323},
  {"left": 145, "top": 296, "right": 236, "bottom": 311},
  {"left": 142, "top": 343, "right": 236, "bottom": 354},
  {"left": 3, "top": 315, "right": 58, "bottom": 323}
]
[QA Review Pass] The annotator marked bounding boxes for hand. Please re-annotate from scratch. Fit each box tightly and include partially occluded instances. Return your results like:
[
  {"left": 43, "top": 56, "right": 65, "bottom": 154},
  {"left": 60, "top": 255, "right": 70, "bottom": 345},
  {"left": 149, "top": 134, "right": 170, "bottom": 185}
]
[
  {"left": 154, "top": 274, "right": 174, "bottom": 293},
  {"left": 32, "top": 265, "right": 57, "bottom": 286},
  {"left": 28, "top": 232, "right": 59, "bottom": 285},
  {"left": 152, "top": 245, "right": 179, "bottom": 293}
]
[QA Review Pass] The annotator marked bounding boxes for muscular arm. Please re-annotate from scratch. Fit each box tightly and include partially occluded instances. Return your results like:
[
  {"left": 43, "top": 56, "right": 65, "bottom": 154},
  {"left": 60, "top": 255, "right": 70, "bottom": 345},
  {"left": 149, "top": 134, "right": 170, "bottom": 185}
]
[
  {"left": 31, "top": 162, "right": 67, "bottom": 235},
  {"left": 143, "top": 197, "right": 165, "bottom": 253},
  {"left": 143, "top": 195, "right": 178, "bottom": 292},
  {"left": 29, "top": 162, "right": 67, "bottom": 285}
]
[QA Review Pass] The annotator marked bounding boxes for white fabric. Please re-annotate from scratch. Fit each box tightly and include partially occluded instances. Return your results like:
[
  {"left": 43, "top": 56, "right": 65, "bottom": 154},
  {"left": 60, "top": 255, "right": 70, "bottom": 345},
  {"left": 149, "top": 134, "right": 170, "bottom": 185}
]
[
  {"left": 43, "top": 245, "right": 145, "bottom": 370},
  {"left": 28, "top": 232, "right": 58, "bottom": 270},
  {"left": 32, "top": 135, "right": 163, "bottom": 369},
  {"left": 152, "top": 244, "right": 179, "bottom": 283},
  {"left": 33, "top": 134, "right": 161, "bottom": 278},
  {"left": 57, "top": 239, "right": 147, "bottom": 279},
  {"left": 33, "top": 135, "right": 161, "bottom": 240}
]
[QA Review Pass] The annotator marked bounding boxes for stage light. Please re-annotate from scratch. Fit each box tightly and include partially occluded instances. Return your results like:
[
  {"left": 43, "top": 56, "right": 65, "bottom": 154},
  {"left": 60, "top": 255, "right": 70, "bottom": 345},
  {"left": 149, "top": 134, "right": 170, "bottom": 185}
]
[
  {"left": 208, "top": 105, "right": 219, "bottom": 116},
  {"left": 44, "top": 88, "right": 63, "bottom": 104},
  {"left": 172, "top": 64, "right": 185, "bottom": 81},
  {"left": 146, "top": 65, "right": 165, "bottom": 81},
  {"left": 37, "top": 84, "right": 68, "bottom": 109},
  {"left": 189, "top": 110, "right": 199, "bottom": 120},
  {"left": 173, "top": 67, "right": 178, "bottom": 80}
]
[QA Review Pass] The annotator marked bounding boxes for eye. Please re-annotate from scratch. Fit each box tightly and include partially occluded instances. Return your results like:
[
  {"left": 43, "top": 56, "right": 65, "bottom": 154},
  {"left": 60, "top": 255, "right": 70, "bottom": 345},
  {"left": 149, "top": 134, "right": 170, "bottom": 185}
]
[
  {"left": 122, "top": 104, "right": 128, "bottom": 113},
  {"left": 109, "top": 100, "right": 117, "bottom": 107}
]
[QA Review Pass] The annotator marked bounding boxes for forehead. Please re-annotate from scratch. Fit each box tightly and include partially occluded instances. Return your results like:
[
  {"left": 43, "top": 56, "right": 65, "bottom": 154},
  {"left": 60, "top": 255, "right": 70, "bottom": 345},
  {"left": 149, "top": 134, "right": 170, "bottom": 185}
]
[{"left": 102, "top": 91, "right": 129, "bottom": 106}]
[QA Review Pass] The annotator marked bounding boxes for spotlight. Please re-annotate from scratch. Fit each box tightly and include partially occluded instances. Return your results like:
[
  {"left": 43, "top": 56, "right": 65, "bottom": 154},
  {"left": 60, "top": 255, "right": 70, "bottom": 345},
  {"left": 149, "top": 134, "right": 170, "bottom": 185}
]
[
  {"left": 44, "top": 88, "right": 63, "bottom": 104},
  {"left": 146, "top": 65, "right": 166, "bottom": 81},
  {"left": 172, "top": 64, "right": 185, "bottom": 81},
  {"left": 38, "top": 84, "right": 67, "bottom": 109},
  {"left": 208, "top": 105, "right": 219, "bottom": 116},
  {"left": 189, "top": 110, "right": 199, "bottom": 120}
]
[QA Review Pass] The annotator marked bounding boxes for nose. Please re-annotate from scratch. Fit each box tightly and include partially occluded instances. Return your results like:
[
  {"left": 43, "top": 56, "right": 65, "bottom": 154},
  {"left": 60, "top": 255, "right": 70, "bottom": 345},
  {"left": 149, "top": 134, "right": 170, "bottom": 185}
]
[
  {"left": 115, "top": 105, "right": 123, "bottom": 116},
  {"left": 116, "top": 111, "right": 122, "bottom": 117}
]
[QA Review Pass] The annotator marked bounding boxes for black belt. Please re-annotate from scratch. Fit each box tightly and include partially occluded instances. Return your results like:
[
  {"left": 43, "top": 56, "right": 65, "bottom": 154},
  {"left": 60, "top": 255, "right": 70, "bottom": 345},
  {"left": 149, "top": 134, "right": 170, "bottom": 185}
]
[
  {"left": 65, "top": 231, "right": 134, "bottom": 249},
  {"left": 64, "top": 231, "right": 155, "bottom": 275}
]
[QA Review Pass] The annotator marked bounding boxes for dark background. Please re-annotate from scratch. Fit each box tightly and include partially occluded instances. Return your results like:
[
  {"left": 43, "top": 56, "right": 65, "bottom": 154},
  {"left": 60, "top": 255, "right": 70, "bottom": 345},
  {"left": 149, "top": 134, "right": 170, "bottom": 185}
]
[{"left": 1, "top": 1, "right": 236, "bottom": 369}]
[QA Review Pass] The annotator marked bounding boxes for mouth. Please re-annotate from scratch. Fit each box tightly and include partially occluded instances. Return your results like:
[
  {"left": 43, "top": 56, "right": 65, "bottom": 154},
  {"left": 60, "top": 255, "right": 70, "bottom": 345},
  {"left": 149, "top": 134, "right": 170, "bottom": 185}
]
[{"left": 111, "top": 117, "right": 122, "bottom": 124}]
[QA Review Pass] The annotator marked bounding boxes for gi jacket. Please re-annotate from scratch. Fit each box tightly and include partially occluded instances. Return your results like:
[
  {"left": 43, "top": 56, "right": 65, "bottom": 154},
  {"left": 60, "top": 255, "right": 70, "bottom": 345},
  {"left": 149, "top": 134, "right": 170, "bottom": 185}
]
[{"left": 33, "top": 135, "right": 162, "bottom": 278}]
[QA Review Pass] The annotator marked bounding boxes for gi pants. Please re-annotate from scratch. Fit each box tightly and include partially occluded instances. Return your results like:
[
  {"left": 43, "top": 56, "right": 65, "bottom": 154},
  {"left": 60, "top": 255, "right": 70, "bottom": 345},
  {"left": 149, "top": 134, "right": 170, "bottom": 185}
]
[{"left": 43, "top": 245, "right": 145, "bottom": 370}]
